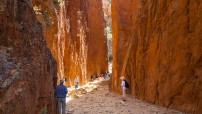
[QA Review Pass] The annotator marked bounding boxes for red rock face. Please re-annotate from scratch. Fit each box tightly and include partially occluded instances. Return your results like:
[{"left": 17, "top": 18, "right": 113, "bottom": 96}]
[
  {"left": 110, "top": 0, "right": 202, "bottom": 113},
  {"left": 64, "top": 0, "right": 108, "bottom": 85},
  {"left": 85, "top": 0, "right": 108, "bottom": 80},
  {"left": 32, "top": 0, "right": 108, "bottom": 85},
  {"left": 0, "top": 0, "right": 57, "bottom": 114}
]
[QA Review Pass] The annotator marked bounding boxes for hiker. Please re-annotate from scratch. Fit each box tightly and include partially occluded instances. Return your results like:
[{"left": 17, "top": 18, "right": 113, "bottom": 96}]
[
  {"left": 103, "top": 72, "right": 107, "bottom": 78},
  {"left": 121, "top": 76, "right": 126, "bottom": 100},
  {"left": 106, "top": 71, "right": 109, "bottom": 78},
  {"left": 120, "top": 76, "right": 129, "bottom": 101},
  {"left": 74, "top": 76, "right": 79, "bottom": 90},
  {"left": 55, "top": 79, "right": 68, "bottom": 114}
]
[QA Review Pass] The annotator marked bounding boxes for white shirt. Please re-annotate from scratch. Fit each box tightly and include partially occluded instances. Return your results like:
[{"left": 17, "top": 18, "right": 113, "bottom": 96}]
[
  {"left": 74, "top": 78, "right": 79, "bottom": 85},
  {"left": 121, "top": 80, "right": 126, "bottom": 89}
]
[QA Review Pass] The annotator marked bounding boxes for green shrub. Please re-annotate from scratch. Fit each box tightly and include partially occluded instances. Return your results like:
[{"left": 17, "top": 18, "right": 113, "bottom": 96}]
[
  {"left": 41, "top": 10, "right": 52, "bottom": 26},
  {"left": 39, "top": 108, "right": 48, "bottom": 114}
]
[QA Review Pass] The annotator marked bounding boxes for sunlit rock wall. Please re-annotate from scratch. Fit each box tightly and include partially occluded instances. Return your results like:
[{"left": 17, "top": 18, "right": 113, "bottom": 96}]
[
  {"left": 0, "top": 0, "right": 57, "bottom": 113},
  {"left": 32, "top": 0, "right": 108, "bottom": 85},
  {"left": 86, "top": 0, "right": 108, "bottom": 80},
  {"left": 65, "top": 0, "right": 108, "bottom": 84},
  {"left": 32, "top": 0, "right": 67, "bottom": 81},
  {"left": 110, "top": 0, "right": 202, "bottom": 113}
]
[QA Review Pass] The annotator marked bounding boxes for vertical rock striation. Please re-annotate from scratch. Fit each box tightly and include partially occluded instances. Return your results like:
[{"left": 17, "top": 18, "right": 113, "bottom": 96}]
[
  {"left": 32, "top": 0, "right": 108, "bottom": 85},
  {"left": 85, "top": 0, "right": 108, "bottom": 81},
  {"left": 64, "top": 0, "right": 108, "bottom": 85},
  {"left": 110, "top": 0, "right": 202, "bottom": 113},
  {"left": 0, "top": 0, "right": 57, "bottom": 114}
]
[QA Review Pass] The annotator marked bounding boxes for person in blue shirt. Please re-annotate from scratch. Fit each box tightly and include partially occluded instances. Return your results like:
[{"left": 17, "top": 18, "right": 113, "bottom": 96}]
[{"left": 55, "top": 79, "right": 68, "bottom": 114}]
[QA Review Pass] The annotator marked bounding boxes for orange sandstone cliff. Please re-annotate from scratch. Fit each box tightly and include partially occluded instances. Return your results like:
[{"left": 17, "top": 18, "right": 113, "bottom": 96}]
[
  {"left": 110, "top": 0, "right": 202, "bottom": 113},
  {"left": 32, "top": 0, "right": 108, "bottom": 85}
]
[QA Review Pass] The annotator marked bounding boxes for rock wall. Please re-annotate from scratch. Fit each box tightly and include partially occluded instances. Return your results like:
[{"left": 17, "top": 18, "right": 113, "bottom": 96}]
[
  {"left": 65, "top": 0, "right": 108, "bottom": 85},
  {"left": 0, "top": 0, "right": 57, "bottom": 114},
  {"left": 85, "top": 0, "right": 108, "bottom": 80},
  {"left": 32, "top": 0, "right": 108, "bottom": 85},
  {"left": 110, "top": 0, "right": 202, "bottom": 113}
]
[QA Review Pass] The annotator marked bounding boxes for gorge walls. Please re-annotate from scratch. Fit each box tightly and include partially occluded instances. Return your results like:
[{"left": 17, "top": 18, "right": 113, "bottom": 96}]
[
  {"left": 0, "top": 0, "right": 107, "bottom": 113},
  {"left": 85, "top": 0, "right": 108, "bottom": 81},
  {"left": 110, "top": 0, "right": 202, "bottom": 113},
  {"left": 0, "top": 0, "right": 57, "bottom": 113},
  {"left": 32, "top": 0, "right": 108, "bottom": 85}
]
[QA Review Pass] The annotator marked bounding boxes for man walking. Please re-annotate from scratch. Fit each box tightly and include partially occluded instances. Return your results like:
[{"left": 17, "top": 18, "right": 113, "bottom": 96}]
[{"left": 55, "top": 79, "right": 68, "bottom": 114}]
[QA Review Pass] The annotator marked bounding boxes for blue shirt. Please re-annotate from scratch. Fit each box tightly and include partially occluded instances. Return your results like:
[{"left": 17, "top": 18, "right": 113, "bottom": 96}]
[{"left": 55, "top": 84, "right": 68, "bottom": 98}]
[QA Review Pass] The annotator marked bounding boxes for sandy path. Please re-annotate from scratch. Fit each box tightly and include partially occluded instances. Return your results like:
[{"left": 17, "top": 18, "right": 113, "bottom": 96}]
[{"left": 66, "top": 78, "right": 184, "bottom": 114}]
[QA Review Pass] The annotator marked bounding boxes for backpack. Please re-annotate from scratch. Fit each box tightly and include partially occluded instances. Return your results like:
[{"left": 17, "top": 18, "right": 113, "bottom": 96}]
[{"left": 124, "top": 80, "right": 129, "bottom": 88}]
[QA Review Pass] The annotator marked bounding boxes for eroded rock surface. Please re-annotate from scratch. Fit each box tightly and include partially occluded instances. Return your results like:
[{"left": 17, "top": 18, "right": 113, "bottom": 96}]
[
  {"left": 32, "top": 0, "right": 108, "bottom": 85},
  {"left": 110, "top": 0, "right": 202, "bottom": 113},
  {"left": 0, "top": 0, "right": 57, "bottom": 114}
]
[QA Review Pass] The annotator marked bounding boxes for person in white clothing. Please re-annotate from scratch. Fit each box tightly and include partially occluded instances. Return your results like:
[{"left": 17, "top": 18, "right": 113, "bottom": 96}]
[
  {"left": 74, "top": 76, "right": 79, "bottom": 90},
  {"left": 121, "top": 76, "right": 126, "bottom": 100}
]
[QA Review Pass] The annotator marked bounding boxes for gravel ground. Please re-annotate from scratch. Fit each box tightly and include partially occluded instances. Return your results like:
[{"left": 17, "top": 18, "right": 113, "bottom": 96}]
[{"left": 66, "top": 78, "right": 184, "bottom": 114}]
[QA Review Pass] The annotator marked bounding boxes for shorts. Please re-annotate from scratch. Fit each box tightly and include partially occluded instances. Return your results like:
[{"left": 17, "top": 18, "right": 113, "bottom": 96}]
[{"left": 75, "top": 85, "right": 78, "bottom": 88}]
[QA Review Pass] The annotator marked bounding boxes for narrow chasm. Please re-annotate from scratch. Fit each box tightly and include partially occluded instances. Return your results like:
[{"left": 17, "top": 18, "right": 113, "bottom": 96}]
[{"left": 0, "top": 0, "right": 201, "bottom": 114}]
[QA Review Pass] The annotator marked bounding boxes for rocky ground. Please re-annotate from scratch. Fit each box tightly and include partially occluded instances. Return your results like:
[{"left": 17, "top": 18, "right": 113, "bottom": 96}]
[{"left": 66, "top": 78, "right": 184, "bottom": 114}]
